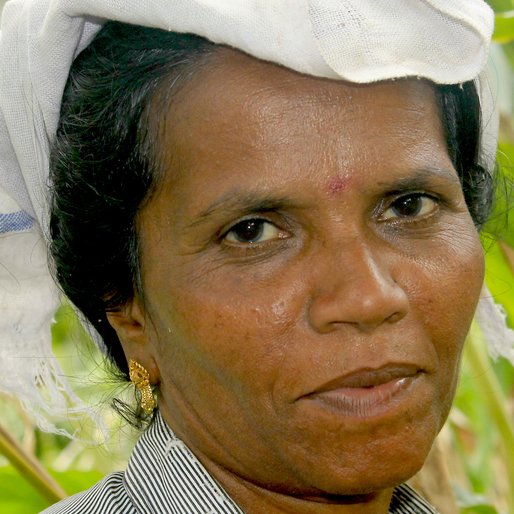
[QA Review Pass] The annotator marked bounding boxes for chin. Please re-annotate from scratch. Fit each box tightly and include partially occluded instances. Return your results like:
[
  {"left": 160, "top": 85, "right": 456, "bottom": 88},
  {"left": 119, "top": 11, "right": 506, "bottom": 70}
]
[
  {"left": 272, "top": 454, "right": 426, "bottom": 504},
  {"left": 295, "top": 431, "right": 436, "bottom": 498}
]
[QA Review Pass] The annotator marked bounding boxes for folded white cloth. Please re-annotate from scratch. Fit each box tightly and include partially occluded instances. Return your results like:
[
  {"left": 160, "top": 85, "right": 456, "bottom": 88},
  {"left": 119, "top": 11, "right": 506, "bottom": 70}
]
[{"left": 0, "top": 0, "right": 498, "bottom": 434}]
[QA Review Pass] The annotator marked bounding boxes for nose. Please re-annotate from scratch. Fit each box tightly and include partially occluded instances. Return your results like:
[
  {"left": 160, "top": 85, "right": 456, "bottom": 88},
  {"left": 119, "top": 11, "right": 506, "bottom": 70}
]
[{"left": 307, "top": 239, "right": 409, "bottom": 334}]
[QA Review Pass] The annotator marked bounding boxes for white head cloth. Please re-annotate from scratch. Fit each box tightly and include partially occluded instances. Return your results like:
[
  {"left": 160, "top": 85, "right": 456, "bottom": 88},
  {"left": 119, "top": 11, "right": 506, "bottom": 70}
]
[{"left": 0, "top": 0, "right": 501, "bottom": 434}]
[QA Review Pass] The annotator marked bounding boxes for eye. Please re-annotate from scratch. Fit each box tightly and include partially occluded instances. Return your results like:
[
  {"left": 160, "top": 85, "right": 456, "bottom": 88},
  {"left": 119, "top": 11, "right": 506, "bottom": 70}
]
[
  {"left": 224, "top": 218, "right": 281, "bottom": 244},
  {"left": 381, "top": 193, "right": 438, "bottom": 221}
]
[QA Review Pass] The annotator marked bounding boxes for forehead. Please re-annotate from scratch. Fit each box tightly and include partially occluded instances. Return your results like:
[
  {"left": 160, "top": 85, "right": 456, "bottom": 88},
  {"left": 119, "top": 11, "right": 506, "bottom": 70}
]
[{"left": 153, "top": 47, "right": 448, "bottom": 193}]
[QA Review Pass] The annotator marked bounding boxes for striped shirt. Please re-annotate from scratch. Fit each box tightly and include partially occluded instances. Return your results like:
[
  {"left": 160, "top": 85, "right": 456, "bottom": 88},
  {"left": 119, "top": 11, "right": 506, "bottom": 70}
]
[{"left": 41, "top": 412, "right": 438, "bottom": 513}]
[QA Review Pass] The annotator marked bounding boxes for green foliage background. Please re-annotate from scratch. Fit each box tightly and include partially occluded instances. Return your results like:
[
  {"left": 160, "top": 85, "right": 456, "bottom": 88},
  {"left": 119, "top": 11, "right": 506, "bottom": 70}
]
[{"left": 0, "top": 1, "right": 514, "bottom": 513}]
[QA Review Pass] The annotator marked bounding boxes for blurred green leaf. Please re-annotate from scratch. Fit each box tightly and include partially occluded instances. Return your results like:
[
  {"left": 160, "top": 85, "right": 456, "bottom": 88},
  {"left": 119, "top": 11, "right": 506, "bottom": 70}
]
[
  {"left": 50, "top": 469, "right": 103, "bottom": 495},
  {"left": 456, "top": 325, "right": 514, "bottom": 509},
  {"left": 485, "top": 242, "right": 514, "bottom": 326},
  {"left": 494, "top": 12, "right": 514, "bottom": 43},
  {"left": 482, "top": 143, "right": 514, "bottom": 245},
  {"left": 461, "top": 506, "right": 500, "bottom": 514},
  {"left": 487, "top": 0, "right": 514, "bottom": 12},
  {"left": 0, "top": 465, "right": 103, "bottom": 513},
  {"left": 456, "top": 485, "right": 500, "bottom": 514},
  {"left": 484, "top": 241, "right": 514, "bottom": 325},
  {"left": 0, "top": 466, "right": 48, "bottom": 513}
]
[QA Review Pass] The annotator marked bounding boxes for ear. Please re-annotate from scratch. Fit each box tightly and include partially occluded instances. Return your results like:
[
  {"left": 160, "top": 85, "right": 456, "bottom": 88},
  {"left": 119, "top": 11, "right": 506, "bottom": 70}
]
[{"left": 106, "top": 298, "right": 160, "bottom": 383}]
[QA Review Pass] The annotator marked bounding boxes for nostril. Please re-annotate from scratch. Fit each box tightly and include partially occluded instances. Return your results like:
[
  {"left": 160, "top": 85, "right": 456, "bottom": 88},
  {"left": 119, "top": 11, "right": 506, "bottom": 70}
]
[{"left": 385, "top": 311, "right": 406, "bottom": 324}]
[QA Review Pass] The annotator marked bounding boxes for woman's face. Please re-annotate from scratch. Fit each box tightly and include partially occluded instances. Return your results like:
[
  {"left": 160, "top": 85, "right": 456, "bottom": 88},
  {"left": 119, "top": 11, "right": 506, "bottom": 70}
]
[{"left": 130, "top": 49, "right": 484, "bottom": 503}]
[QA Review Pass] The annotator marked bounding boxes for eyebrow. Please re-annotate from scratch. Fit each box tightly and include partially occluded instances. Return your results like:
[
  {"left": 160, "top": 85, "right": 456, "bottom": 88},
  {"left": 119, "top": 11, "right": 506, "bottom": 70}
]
[
  {"left": 188, "top": 166, "right": 461, "bottom": 228},
  {"left": 186, "top": 191, "right": 299, "bottom": 229},
  {"left": 377, "top": 166, "right": 461, "bottom": 192}
]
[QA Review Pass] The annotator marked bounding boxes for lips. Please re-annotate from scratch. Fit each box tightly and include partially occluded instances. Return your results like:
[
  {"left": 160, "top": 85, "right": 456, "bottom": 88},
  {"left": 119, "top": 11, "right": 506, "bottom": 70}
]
[
  {"left": 312, "top": 364, "right": 421, "bottom": 392},
  {"left": 304, "top": 364, "right": 424, "bottom": 418}
]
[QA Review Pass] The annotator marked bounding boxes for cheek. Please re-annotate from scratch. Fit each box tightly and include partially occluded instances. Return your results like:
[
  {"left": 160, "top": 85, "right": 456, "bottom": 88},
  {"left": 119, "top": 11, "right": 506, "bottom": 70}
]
[
  {"left": 153, "top": 269, "right": 304, "bottom": 392},
  {"left": 407, "top": 227, "right": 484, "bottom": 394}
]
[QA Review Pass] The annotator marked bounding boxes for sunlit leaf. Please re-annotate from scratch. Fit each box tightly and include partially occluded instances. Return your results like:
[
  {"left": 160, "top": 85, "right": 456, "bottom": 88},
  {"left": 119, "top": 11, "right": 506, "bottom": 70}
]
[
  {"left": 484, "top": 241, "right": 514, "bottom": 325},
  {"left": 494, "top": 12, "right": 514, "bottom": 43}
]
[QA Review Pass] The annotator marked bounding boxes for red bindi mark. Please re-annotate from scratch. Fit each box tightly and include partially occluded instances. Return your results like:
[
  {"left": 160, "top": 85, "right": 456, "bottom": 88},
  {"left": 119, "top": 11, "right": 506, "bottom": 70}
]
[{"left": 326, "top": 175, "right": 350, "bottom": 196}]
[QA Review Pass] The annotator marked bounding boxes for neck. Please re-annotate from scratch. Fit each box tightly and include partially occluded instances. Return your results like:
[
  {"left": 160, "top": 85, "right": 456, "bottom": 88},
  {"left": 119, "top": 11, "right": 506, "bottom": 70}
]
[
  {"left": 213, "top": 467, "right": 394, "bottom": 514},
  {"left": 157, "top": 404, "right": 395, "bottom": 514}
]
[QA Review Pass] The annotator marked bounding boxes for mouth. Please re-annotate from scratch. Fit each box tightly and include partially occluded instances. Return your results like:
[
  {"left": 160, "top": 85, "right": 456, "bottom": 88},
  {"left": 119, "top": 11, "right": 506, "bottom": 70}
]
[{"left": 303, "top": 364, "right": 424, "bottom": 418}]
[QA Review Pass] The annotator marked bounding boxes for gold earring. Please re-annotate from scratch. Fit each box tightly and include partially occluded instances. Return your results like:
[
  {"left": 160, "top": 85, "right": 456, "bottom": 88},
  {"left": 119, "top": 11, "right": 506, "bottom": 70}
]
[{"left": 129, "top": 359, "right": 156, "bottom": 416}]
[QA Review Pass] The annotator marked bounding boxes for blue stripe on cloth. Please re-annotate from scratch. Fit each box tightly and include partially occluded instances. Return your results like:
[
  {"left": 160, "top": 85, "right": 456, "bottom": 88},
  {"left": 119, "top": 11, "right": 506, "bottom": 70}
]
[{"left": 0, "top": 211, "right": 34, "bottom": 233}]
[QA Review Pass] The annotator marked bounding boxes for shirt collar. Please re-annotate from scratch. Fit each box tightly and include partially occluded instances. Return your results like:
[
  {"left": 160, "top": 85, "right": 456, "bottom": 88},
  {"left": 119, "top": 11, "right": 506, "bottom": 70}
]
[{"left": 124, "top": 411, "right": 244, "bottom": 514}]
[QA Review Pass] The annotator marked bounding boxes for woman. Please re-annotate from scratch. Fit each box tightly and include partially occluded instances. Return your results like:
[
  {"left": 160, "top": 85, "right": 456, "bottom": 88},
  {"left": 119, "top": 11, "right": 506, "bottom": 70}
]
[{"left": 0, "top": 1, "right": 498, "bottom": 513}]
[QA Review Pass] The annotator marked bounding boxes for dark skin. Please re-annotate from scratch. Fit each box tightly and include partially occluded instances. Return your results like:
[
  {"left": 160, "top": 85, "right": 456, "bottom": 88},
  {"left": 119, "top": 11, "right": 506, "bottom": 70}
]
[{"left": 108, "top": 49, "right": 485, "bottom": 513}]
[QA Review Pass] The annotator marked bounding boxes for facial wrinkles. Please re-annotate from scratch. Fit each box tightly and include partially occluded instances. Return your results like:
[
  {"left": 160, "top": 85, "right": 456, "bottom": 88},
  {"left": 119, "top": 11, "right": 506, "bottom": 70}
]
[
  {"left": 165, "top": 55, "right": 445, "bottom": 221},
  {"left": 134, "top": 48, "right": 485, "bottom": 511},
  {"left": 153, "top": 58, "right": 472, "bottom": 370}
]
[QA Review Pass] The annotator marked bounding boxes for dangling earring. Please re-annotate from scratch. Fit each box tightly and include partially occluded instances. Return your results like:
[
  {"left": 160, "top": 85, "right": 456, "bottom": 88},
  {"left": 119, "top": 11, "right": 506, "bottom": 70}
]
[{"left": 129, "top": 359, "right": 156, "bottom": 416}]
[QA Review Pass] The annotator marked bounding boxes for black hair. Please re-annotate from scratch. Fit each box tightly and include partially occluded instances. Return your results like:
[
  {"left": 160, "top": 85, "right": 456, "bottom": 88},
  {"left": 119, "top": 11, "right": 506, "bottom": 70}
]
[
  {"left": 436, "top": 83, "right": 493, "bottom": 228},
  {"left": 49, "top": 21, "right": 495, "bottom": 379},
  {"left": 49, "top": 21, "right": 216, "bottom": 376}
]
